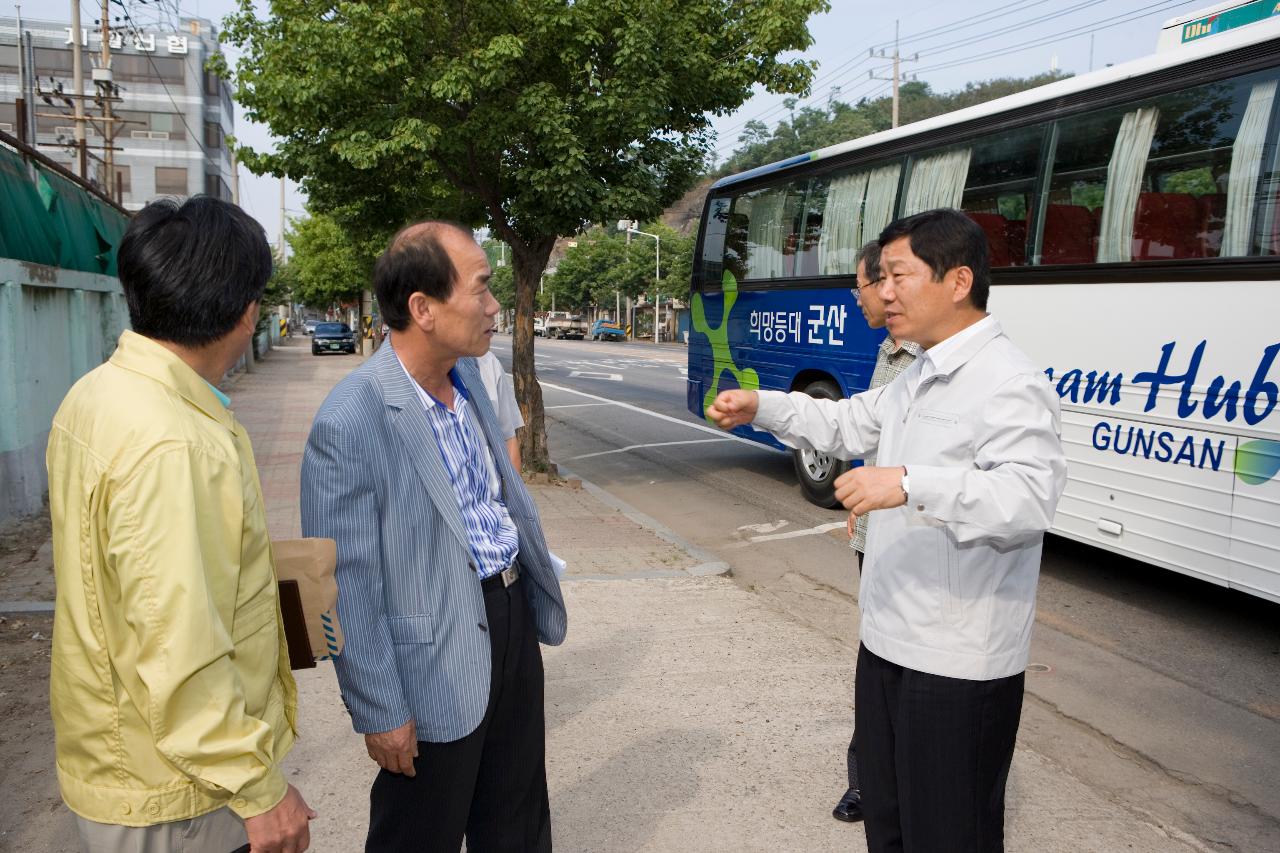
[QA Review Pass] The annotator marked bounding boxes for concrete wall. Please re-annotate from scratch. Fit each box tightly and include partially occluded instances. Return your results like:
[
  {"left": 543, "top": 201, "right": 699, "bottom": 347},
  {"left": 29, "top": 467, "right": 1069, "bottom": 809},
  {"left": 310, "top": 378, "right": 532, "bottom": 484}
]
[{"left": 0, "top": 258, "right": 127, "bottom": 523}]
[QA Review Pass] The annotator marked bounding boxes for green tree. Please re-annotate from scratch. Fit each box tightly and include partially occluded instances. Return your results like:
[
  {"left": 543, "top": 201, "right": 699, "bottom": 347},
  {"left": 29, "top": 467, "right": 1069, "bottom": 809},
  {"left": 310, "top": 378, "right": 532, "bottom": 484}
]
[
  {"left": 219, "top": 0, "right": 827, "bottom": 471},
  {"left": 284, "top": 212, "right": 380, "bottom": 310}
]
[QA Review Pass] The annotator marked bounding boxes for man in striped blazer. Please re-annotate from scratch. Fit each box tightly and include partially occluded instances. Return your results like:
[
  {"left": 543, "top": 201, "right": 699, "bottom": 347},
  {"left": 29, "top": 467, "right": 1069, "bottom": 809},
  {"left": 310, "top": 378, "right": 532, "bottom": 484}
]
[{"left": 301, "top": 222, "right": 567, "bottom": 852}]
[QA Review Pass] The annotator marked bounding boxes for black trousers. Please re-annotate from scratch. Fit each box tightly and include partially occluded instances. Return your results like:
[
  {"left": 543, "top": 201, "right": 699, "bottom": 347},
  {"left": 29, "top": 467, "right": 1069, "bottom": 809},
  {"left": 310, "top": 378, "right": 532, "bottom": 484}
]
[
  {"left": 855, "top": 644, "right": 1024, "bottom": 853},
  {"left": 845, "top": 552, "right": 865, "bottom": 793},
  {"left": 366, "top": 577, "right": 551, "bottom": 853}
]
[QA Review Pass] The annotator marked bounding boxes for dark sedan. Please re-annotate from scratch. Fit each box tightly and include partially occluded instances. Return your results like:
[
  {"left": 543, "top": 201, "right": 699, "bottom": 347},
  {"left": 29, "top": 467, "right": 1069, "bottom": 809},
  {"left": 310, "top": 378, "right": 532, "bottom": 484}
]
[{"left": 311, "top": 322, "right": 357, "bottom": 355}]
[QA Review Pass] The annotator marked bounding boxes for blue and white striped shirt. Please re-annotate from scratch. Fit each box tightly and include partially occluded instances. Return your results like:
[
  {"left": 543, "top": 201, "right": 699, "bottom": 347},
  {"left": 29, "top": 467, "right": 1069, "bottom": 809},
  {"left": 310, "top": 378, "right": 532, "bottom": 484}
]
[{"left": 397, "top": 354, "right": 519, "bottom": 580}]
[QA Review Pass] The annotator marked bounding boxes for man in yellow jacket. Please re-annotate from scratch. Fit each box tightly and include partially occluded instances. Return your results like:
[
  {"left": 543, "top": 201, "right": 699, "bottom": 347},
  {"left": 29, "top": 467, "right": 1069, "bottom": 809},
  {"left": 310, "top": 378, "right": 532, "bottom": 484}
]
[{"left": 46, "top": 196, "right": 314, "bottom": 853}]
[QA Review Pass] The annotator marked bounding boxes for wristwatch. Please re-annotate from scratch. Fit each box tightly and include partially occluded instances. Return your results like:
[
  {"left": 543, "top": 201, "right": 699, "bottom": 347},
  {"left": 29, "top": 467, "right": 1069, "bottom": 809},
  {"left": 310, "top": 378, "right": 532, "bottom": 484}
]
[{"left": 900, "top": 467, "right": 910, "bottom": 501}]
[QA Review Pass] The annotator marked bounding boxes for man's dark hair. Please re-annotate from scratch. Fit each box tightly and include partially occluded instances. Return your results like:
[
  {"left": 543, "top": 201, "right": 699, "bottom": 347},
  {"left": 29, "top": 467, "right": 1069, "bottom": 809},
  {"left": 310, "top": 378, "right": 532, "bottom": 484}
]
[
  {"left": 856, "top": 240, "right": 882, "bottom": 281},
  {"left": 878, "top": 208, "right": 990, "bottom": 310},
  {"left": 374, "top": 221, "right": 472, "bottom": 332},
  {"left": 117, "top": 195, "right": 272, "bottom": 346}
]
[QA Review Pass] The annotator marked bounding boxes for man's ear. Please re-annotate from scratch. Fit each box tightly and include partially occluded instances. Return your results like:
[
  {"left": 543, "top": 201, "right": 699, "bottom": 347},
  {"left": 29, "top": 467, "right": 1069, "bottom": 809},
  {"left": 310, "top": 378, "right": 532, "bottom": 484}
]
[
  {"left": 949, "top": 266, "right": 974, "bottom": 306},
  {"left": 407, "top": 292, "right": 434, "bottom": 332},
  {"left": 239, "top": 300, "right": 260, "bottom": 333}
]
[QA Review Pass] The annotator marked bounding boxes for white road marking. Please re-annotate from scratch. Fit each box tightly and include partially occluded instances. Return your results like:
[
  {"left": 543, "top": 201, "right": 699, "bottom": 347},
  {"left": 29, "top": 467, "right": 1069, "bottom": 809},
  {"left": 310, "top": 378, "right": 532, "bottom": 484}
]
[
  {"left": 568, "top": 438, "right": 732, "bottom": 461},
  {"left": 567, "top": 371, "right": 622, "bottom": 381},
  {"left": 736, "top": 520, "right": 790, "bottom": 535},
  {"left": 545, "top": 403, "right": 612, "bottom": 410},
  {"left": 538, "top": 381, "right": 782, "bottom": 453},
  {"left": 725, "top": 521, "right": 847, "bottom": 548}
]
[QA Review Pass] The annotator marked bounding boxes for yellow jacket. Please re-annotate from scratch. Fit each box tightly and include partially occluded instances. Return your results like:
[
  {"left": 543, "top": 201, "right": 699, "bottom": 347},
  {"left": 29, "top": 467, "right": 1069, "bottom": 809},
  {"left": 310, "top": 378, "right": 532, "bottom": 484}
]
[{"left": 46, "top": 331, "right": 297, "bottom": 827}]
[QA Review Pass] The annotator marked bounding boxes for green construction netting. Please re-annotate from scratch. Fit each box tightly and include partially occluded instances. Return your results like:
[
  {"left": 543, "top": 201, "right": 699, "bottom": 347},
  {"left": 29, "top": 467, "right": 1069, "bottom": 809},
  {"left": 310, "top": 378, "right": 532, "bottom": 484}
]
[{"left": 0, "top": 146, "right": 129, "bottom": 275}]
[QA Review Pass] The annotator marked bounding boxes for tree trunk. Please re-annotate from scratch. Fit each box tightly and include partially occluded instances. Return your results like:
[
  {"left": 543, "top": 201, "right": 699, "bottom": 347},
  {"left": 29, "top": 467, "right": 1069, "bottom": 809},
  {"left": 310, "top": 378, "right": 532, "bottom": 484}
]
[{"left": 510, "top": 237, "right": 556, "bottom": 473}]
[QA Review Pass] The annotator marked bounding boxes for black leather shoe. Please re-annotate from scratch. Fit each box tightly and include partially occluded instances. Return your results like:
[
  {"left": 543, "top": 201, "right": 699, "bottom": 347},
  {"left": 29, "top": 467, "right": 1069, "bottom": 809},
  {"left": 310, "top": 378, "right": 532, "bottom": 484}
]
[{"left": 833, "top": 788, "right": 864, "bottom": 823}]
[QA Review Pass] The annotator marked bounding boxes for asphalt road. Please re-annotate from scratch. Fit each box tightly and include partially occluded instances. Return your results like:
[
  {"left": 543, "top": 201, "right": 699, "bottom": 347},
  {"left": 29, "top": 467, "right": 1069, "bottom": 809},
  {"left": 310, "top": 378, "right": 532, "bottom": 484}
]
[{"left": 493, "top": 333, "right": 1280, "bottom": 851}]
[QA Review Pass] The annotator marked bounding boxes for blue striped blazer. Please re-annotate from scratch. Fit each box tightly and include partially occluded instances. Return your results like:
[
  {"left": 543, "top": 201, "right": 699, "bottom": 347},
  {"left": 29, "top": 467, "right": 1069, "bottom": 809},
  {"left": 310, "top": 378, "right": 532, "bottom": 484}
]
[{"left": 300, "top": 343, "right": 567, "bottom": 741}]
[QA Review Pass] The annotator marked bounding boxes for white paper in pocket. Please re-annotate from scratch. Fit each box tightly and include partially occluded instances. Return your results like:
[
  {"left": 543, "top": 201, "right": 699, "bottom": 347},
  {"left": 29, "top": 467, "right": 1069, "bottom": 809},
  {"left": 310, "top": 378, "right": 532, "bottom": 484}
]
[{"left": 548, "top": 551, "right": 567, "bottom": 579}]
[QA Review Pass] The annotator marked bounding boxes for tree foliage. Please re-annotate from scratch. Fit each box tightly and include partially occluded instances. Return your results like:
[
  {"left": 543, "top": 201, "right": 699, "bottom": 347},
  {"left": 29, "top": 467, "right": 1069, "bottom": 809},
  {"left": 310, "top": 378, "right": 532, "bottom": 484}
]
[
  {"left": 219, "top": 0, "right": 828, "bottom": 470},
  {"left": 284, "top": 212, "right": 380, "bottom": 310},
  {"left": 715, "top": 73, "right": 1073, "bottom": 176}
]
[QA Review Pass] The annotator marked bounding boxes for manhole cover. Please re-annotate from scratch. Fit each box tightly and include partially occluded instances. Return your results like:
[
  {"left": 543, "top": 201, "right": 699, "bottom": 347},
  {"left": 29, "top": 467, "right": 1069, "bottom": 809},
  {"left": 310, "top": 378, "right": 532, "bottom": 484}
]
[{"left": 1025, "top": 663, "right": 1053, "bottom": 673}]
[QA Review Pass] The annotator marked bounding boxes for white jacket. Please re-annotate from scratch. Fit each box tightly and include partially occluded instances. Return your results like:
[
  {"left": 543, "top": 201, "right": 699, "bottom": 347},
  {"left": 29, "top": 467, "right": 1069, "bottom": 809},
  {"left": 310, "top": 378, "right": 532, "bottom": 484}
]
[{"left": 756, "top": 316, "right": 1067, "bottom": 680}]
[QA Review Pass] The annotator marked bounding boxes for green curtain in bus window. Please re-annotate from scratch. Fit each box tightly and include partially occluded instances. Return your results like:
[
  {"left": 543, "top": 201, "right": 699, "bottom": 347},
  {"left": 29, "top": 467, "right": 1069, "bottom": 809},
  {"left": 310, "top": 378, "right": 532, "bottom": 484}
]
[
  {"left": 903, "top": 148, "right": 971, "bottom": 215},
  {"left": 1097, "top": 107, "right": 1160, "bottom": 262},
  {"left": 1222, "top": 80, "right": 1278, "bottom": 255}
]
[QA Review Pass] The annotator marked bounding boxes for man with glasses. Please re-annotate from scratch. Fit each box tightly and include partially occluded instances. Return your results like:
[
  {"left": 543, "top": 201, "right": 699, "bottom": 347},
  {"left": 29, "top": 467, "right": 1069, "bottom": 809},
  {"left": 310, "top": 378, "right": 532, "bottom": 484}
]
[{"left": 832, "top": 240, "right": 921, "bottom": 825}]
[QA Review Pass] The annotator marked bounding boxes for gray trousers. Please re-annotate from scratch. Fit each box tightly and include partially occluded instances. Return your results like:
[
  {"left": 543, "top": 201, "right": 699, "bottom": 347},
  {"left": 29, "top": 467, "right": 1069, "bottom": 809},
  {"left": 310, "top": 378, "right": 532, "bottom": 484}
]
[{"left": 75, "top": 807, "right": 248, "bottom": 853}]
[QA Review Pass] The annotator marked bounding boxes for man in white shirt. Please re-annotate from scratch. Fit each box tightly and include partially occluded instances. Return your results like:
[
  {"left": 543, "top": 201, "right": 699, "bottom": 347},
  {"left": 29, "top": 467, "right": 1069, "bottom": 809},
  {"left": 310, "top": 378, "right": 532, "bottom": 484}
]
[{"left": 708, "top": 208, "right": 1067, "bottom": 853}]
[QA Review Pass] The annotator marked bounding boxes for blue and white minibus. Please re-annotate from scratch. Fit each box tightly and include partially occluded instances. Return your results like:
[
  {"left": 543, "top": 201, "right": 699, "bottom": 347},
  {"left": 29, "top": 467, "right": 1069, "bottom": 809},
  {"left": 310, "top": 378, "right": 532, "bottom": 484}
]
[{"left": 687, "top": 3, "right": 1280, "bottom": 603}]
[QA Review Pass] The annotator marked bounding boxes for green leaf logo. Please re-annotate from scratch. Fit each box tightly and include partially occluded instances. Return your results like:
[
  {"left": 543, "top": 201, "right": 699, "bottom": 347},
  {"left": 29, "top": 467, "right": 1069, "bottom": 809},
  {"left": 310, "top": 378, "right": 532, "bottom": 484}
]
[
  {"left": 1234, "top": 439, "right": 1280, "bottom": 486},
  {"left": 691, "top": 270, "right": 760, "bottom": 422}
]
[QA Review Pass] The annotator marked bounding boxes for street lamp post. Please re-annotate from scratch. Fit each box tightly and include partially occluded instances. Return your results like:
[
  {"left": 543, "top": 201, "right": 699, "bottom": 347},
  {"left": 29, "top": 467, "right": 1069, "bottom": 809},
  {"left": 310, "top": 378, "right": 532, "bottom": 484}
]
[{"left": 618, "top": 220, "right": 661, "bottom": 343}]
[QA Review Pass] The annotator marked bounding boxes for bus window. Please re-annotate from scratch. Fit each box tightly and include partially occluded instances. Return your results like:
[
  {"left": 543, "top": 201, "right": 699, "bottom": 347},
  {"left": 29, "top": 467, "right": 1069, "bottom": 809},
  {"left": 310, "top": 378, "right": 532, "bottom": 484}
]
[
  {"left": 1133, "top": 74, "right": 1277, "bottom": 259},
  {"left": 903, "top": 148, "right": 972, "bottom": 215},
  {"left": 697, "top": 195, "right": 732, "bottom": 292},
  {"left": 957, "top": 126, "right": 1045, "bottom": 267},
  {"left": 1038, "top": 108, "right": 1125, "bottom": 264},
  {"left": 814, "top": 161, "right": 901, "bottom": 276},
  {"left": 1044, "top": 70, "right": 1280, "bottom": 264},
  {"left": 728, "top": 180, "right": 809, "bottom": 281}
]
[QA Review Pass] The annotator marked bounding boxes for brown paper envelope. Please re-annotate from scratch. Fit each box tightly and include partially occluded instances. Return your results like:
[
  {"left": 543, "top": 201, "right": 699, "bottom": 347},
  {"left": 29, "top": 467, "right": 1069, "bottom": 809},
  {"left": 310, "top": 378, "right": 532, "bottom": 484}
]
[{"left": 272, "top": 538, "right": 344, "bottom": 660}]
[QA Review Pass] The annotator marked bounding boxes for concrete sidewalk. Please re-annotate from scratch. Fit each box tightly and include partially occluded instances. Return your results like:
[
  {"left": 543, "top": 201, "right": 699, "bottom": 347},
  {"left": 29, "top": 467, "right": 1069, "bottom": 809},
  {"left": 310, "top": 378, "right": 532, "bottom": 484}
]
[{"left": 2, "top": 337, "right": 1206, "bottom": 851}]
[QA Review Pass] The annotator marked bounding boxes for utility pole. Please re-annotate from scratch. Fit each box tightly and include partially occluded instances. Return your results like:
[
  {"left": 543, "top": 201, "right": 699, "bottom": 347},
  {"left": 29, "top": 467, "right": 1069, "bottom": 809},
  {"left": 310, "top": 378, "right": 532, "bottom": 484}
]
[
  {"left": 870, "top": 20, "right": 918, "bottom": 129},
  {"left": 97, "top": 0, "right": 114, "bottom": 198},
  {"left": 231, "top": 150, "right": 240, "bottom": 205},
  {"left": 278, "top": 176, "right": 286, "bottom": 256},
  {"left": 70, "top": 0, "right": 87, "bottom": 177},
  {"left": 14, "top": 3, "right": 26, "bottom": 143}
]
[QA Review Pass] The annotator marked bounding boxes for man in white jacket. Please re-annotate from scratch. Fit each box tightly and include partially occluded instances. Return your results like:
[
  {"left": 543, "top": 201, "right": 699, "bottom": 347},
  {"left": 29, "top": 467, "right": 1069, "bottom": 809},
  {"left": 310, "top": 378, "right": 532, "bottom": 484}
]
[{"left": 708, "top": 208, "right": 1067, "bottom": 853}]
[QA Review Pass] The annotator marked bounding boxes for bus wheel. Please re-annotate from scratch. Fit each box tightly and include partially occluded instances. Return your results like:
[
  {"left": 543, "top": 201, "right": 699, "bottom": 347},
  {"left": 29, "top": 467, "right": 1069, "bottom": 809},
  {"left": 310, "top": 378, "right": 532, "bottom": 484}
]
[{"left": 791, "top": 379, "right": 850, "bottom": 508}]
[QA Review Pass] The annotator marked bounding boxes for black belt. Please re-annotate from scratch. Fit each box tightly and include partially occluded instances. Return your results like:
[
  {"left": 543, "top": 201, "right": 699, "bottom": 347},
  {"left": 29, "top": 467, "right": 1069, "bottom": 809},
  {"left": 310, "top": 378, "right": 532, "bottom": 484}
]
[{"left": 480, "top": 561, "right": 520, "bottom": 593}]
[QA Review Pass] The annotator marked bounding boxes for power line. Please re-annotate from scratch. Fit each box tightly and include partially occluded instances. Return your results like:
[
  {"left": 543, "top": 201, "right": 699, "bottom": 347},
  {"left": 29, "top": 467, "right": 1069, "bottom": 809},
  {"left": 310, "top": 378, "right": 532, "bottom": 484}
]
[
  {"left": 712, "top": 0, "right": 1195, "bottom": 159},
  {"left": 912, "top": 0, "right": 1200, "bottom": 74},
  {"left": 111, "top": 1, "right": 233, "bottom": 186}
]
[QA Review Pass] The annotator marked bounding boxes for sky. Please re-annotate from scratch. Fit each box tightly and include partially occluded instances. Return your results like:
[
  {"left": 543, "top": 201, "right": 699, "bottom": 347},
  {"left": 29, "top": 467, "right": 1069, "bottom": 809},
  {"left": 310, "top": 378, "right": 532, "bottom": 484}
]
[{"left": 5, "top": 0, "right": 1221, "bottom": 248}]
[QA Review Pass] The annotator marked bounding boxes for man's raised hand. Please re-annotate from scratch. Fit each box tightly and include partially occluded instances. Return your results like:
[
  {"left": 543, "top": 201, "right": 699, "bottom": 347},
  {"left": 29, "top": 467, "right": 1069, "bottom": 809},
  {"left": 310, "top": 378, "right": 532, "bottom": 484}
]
[{"left": 707, "top": 389, "right": 759, "bottom": 430}]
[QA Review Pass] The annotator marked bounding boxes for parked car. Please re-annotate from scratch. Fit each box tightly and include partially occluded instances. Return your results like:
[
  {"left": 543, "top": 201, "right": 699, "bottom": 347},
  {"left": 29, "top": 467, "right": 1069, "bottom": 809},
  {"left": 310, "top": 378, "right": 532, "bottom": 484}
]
[
  {"left": 303, "top": 319, "right": 318, "bottom": 335},
  {"left": 533, "top": 316, "right": 546, "bottom": 337},
  {"left": 544, "top": 311, "right": 588, "bottom": 339},
  {"left": 311, "top": 322, "right": 357, "bottom": 355},
  {"left": 590, "top": 320, "right": 626, "bottom": 341}
]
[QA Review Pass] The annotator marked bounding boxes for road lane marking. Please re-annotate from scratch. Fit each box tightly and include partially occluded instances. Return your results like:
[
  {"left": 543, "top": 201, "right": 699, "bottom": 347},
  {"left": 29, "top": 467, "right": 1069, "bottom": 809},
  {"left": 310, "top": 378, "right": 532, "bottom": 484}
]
[
  {"left": 545, "top": 403, "right": 612, "bottom": 410},
  {"left": 568, "top": 438, "right": 732, "bottom": 461},
  {"left": 538, "top": 381, "right": 782, "bottom": 453},
  {"left": 567, "top": 371, "right": 622, "bottom": 381},
  {"left": 737, "top": 520, "right": 790, "bottom": 535},
  {"left": 724, "top": 521, "right": 846, "bottom": 548}
]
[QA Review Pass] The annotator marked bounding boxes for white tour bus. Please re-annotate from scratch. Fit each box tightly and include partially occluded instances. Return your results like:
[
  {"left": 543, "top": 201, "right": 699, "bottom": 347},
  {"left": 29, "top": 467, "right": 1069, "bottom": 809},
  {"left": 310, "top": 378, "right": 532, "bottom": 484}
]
[{"left": 690, "top": 2, "right": 1280, "bottom": 603}]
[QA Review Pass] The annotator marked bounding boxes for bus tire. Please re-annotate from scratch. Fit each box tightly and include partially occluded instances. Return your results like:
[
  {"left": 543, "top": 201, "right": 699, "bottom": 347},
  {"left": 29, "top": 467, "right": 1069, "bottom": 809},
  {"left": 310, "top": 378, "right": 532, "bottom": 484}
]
[{"left": 791, "top": 378, "right": 850, "bottom": 508}]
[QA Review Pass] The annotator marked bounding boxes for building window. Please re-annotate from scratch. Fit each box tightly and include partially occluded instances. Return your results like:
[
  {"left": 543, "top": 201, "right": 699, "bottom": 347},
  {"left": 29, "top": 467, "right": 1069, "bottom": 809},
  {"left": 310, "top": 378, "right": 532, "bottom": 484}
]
[
  {"left": 204, "top": 68, "right": 222, "bottom": 97},
  {"left": 204, "top": 173, "right": 230, "bottom": 201},
  {"left": 113, "top": 164, "right": 131, "bottom": 197},
  {"left": 155, "top": 166, "right": 188, "bottom": 196},
  {"left": 119, "top": 111, "right": 186, "bottom": 140},
  {"left": 112, "top": 54, "right": 186, "bottom": 86},
  {"left": 204, "top": 120, "right": 222, "bottom": 151}
]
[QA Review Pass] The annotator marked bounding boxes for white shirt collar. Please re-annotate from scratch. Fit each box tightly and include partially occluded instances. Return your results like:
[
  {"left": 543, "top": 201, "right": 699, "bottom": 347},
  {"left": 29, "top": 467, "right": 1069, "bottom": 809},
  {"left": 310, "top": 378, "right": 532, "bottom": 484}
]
[{"left": 919, "top": 314, "right": 997, "bottom": 380}]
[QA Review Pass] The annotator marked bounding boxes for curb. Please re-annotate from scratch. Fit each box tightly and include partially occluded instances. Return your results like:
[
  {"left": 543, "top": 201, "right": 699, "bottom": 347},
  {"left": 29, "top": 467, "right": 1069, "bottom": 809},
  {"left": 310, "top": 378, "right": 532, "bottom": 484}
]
[
  {"left": 554, "top": 465, "right": 731, "bottom": 578},
  {"left": 0, "top": 601, "right": 55, "bottom": 613}
]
